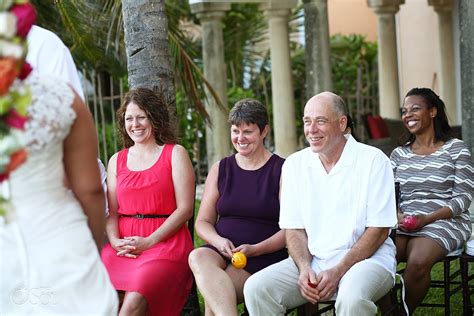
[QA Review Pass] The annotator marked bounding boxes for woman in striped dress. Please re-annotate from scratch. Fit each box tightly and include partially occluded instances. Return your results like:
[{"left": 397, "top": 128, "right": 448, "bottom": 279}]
[{"left": 390, "top": 87, "right": 474, "bottom": 314}]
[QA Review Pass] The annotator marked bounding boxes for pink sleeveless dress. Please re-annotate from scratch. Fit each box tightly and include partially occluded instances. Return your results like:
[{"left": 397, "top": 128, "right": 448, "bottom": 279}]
[{"left": 101, "top": 144, "right": 193, "bottom": 316}]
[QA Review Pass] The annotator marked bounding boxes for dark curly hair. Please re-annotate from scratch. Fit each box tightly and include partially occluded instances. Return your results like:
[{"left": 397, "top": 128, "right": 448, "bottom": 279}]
[
  {"left": 400, "top": 88, "right": 452, "bottom": 146},
  {"left": 116, "top": 88, "right": 178, "bottom": 148}
]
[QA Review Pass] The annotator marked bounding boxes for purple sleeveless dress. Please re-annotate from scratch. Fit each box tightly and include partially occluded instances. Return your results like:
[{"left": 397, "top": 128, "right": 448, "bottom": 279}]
[{"left": 211, "top": 154, "right": 288, "bottom": 274}]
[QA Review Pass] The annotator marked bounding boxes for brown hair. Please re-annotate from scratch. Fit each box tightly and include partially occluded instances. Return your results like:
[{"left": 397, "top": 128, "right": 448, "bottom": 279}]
[
  {"left": 116, "top": 88, "right": 178, "bottom": 148},
  {"left": 229, "top": 98, "right": 269, "bottom": 133}
]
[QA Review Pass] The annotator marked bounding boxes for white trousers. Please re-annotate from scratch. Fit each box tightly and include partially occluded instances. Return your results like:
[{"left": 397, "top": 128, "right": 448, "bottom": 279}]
[{"left": 243, "top": 257, "right": 394, "bottom": 316}]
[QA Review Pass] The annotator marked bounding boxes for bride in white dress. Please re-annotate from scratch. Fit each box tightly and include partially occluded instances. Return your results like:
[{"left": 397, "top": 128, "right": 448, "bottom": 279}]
[
  {"left": 0, "top": 36, "right": 118, "bottom": 316},
  {"left": 0, "top": 73, "right": 119, "bottom": 314}
]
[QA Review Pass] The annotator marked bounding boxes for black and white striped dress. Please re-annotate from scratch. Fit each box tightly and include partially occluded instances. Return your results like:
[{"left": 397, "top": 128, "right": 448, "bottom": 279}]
[{"left": 390, "top": 138, "right": 474, "bottom": 252}]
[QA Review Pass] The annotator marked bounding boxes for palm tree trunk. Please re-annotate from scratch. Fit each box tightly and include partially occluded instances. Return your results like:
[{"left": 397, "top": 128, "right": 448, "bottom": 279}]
[{"left": 121, "top": 0, "right": 175, "bottom": 108}]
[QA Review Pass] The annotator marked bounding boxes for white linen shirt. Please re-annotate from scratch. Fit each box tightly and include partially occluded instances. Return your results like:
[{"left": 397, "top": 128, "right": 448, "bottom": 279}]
[
  {"left": 279, "top": 135, "right": 397, "bottom": 275},
  {"left": 27, "top": 25, "right": 85, "bottom": 100}
]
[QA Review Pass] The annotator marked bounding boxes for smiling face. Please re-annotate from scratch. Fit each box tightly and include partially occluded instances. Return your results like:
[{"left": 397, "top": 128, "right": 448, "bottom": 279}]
[
  {"left": 231, "top": 123, "right": 268, "bottom": 156},
  {"left": 401, "top": 95, "right": 437, "bottom": 136},
  {"left": 303, "top": 94, "right": 346, "bottom": 155},
  {"left": 124, "top": 102, "right": 154, "bottom": 145}
]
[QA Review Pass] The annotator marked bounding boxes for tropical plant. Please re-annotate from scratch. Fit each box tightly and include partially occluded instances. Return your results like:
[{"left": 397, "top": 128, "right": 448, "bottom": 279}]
[
  {"left": 330, "top": 33, "right": 378, "bottom": 99},
  {"left": 330, "top": 34, "right": 379, "bottom": 141},
  {"left": 221, "top": 4, "right": 267, "bottom": 89},
  {"left": 31, "top": 0, "right": 126, "bottom": 76},
  {"left": 31, "top": 0, "right": 216, "bottom": 119}
]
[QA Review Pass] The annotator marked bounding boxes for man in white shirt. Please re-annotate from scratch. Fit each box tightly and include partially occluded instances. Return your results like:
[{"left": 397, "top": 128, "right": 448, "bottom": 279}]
[
  {"left": 244, "top": 92, "right": 397, "bottom": 316},
  {"left": 27, "top": 25, "right": 85, "bottom": 100},
  {"left": 27, "top": 25, "right": 107, "bottom": 210}
]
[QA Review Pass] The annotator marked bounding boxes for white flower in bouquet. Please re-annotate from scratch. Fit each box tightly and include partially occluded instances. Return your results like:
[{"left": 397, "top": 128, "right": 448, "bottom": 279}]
[
  {"left": 0, "top": 11, "right": 17, "bottom": 38},
  {"left": 0, "top": 38, "right": 24, "bottom": 58}
]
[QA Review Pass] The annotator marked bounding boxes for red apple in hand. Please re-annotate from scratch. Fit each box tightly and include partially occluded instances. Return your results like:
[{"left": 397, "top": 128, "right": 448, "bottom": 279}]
[{"left": 402, "top": 215, "right": 418, "bottom": 231}]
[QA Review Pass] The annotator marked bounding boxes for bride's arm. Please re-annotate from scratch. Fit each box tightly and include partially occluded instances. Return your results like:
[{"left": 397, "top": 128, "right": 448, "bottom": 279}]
[{"left": 63, "top": 92, "right": 105, "bottom": 250}]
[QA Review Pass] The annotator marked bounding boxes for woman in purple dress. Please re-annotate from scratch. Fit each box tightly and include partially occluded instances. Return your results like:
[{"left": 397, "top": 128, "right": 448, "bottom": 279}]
[{"left": 188, "top": 99, "right": 287, "bottom": 316}]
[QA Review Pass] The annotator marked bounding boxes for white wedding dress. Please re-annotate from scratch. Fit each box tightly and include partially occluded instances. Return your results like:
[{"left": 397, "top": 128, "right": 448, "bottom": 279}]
[{"left": 0, "top": 75, "right": 118, "bottom": 315}]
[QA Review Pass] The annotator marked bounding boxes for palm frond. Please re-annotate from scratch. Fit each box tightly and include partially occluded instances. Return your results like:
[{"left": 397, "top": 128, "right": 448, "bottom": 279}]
[
  {"left": 32, "top": 0, "right": 127, "bottom": 76},
  {"left": 223, "top": 3, "right": 268, "bottom": 88}
]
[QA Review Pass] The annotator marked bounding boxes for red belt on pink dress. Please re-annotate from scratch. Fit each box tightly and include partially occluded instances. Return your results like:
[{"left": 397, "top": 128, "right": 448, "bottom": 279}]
[{"left": 119, "top": 214, "right": 171, "bottom": 219}]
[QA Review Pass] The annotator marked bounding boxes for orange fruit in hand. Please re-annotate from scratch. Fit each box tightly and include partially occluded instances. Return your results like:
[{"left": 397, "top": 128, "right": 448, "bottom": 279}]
[{"left": 231, "top": 251, "right": 247, "bottom": 269}]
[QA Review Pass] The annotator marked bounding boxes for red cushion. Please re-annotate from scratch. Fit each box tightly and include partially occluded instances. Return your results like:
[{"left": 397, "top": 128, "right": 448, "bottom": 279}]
[{"left": 367, "top": 115, "right": 390, "bottom": 139}]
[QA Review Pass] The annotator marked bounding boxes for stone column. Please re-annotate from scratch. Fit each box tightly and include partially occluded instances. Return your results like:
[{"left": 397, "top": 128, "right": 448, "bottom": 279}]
[
  {"left": 261, "top": 0, "right": 298, "bottom": 157},
  {"left": 303, "top": 0, "right": 333, "bottom": 99},
  {"left": 459, "top": 0, "right": 474, "bottom": 156},
  {"left": 428, "top": 0, "right": 457, "bottom": 124},
  {"left": 367, "top": 0, "right": 404, "bottom": 119},
  {"left": 191, "top": 2, "right": 231, "bottom": 169}
]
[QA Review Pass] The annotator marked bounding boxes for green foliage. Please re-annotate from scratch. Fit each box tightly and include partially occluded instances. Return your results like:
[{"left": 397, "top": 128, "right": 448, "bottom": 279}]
[
  {"left": 33, "top": 0, "right": 215, "bottom": 121},
  {"left": 227, "top": 86, "right": 255, "bottom": 108},
  {"left": 31, "top": 0, "right": 126, "bottom": 76},
  {"left": 222, "top": 4, "right": 267, "bottom": 88},
  {"left": 96, "top": 122, "right": 118, "bottom": 165},
  {"left": 289, "top": 42, "right": 308, "bottom": 146},
  {"left": 329, "top": 34, "right": 379, "bottom": 141},
  {"left": 330, "top": 33, "right": 378, "bottom": 98},
  {"left": 175, "top": 90, "right": 205, "bottom": 167}
]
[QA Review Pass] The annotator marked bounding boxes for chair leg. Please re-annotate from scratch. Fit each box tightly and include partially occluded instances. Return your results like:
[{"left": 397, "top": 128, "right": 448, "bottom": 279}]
[
  {"left": 377, "top": 289, "right": 398, "bottom": 316},
  {"left": 293, "top": 304, "right": 306, "bottom": 316},
  {"left": 444, "top": 259, "right": 450, "bottom": 316},
  {"left": 401, "top": 255, "right": 462, "bottom": 314},
  {"left": 461, "top": 254, "right": 473, "bottom": 316}
]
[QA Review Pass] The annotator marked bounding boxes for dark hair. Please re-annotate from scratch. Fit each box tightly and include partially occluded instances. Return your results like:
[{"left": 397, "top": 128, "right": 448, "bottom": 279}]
[
  {"left": 117, "top": 88, "right": 178, "bottom": 148},
  {"left": 228, "top": 99, "right": 269, "bottom": 133},
  {"left": 400, "top": 88, "right": 452, "bottom": 146}
]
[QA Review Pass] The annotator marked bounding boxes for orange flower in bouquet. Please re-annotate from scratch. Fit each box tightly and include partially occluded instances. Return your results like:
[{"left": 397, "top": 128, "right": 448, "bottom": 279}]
[
  {"left": 5, "top": 148, "right": 27, "bottom": 173},
  {"left": 0, "top": 58, "right": 19, "bottom": 96}
]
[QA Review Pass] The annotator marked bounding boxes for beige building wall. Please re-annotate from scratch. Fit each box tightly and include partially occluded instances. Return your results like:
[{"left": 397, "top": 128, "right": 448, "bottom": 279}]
[
  {"left": 328, "top": 0, "right": 377, "bottom": 42},
  {"left": 397, "top": 0, "right": 439, "bottom": 100},
  {"left": 327, "top": 0, "right": 457, "bottom": 122}
]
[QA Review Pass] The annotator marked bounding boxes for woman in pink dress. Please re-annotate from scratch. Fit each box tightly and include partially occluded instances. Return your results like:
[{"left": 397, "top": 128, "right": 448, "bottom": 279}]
[{"left": 101, "top": 88, "right": 195, "bottom": 315}]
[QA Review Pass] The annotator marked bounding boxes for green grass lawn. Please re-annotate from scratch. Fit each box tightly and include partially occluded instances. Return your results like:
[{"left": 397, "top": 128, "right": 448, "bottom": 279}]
[
  {"left": 409, "top": 260, "right": 464, "bottom": 316},
  {"left": 190, "top": 202, "right": 469, "bottom": 315}
]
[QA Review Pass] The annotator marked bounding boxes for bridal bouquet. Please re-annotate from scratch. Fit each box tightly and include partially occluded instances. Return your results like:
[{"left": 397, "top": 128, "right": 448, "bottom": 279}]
[{"left": 0, "top": 0, "right": 35, "bottom": 220}]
